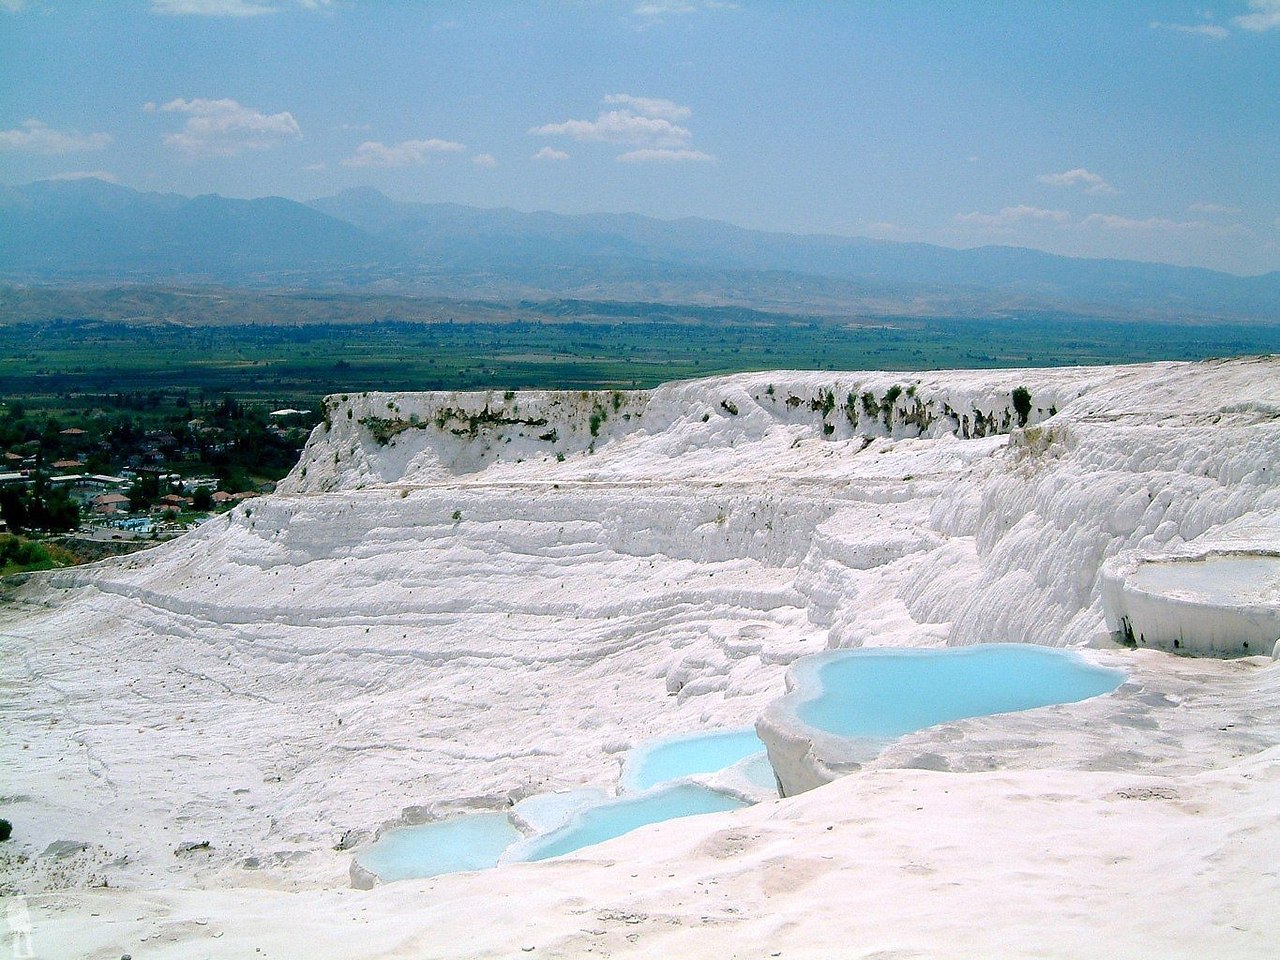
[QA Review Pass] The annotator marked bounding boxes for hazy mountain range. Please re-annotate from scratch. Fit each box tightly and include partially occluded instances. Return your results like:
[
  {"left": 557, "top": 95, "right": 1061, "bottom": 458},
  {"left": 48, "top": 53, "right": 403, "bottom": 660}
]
[{"left": 2, "top": 178, "right": 1277, "bottom": 321}]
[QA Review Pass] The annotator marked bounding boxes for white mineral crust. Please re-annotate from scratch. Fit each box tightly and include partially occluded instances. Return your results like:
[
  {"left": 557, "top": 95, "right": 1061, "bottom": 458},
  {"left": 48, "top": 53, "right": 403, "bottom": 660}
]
[{"left": 2, "top": 358, "right": 1278, "bottom": 958}]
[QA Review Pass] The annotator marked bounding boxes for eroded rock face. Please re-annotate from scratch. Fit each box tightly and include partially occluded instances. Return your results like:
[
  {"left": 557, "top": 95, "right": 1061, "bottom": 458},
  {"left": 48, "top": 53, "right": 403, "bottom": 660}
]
[{"left": 0, "top": 358, "right": 1277, "bottom": 900}]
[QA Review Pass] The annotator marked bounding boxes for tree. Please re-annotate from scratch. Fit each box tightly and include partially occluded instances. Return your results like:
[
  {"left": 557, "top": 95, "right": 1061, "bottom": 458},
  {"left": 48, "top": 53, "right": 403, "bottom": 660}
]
[
  {"left": 192, "top": 486, "right": 213, "bottom": 511},
  {"left": 37, "top": 487, "right": 79, "bottom": 532},
  {"left": 0, "top": 488, "right": 27, "bottom": 532},
  {"left": 1012, "top": 386, "right": 1033, "bottom": 427},
  {"left": 127, "top": 480, "right": 153, "bottom": 511}
]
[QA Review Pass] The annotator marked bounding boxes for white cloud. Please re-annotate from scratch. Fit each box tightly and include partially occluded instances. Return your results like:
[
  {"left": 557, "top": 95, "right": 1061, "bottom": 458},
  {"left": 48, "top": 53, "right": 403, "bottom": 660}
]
[
  {"left": 153, "top": 98, "right": 301, "bottom": 158},
  {"left": 341, "top": 138, "right": 466, "bottom": 168},
  {"left": 150, "top": 0, "right": 333, "bottom": 14},
  {"left": 0, "top": 119, "right": 112, "bottom": 154},
  {"left": 1080, "top": 214, "right": 1249, "bottom": 240},
  {"left": 634, "top": 0, "right": 696, "bottom": 14},
  {"left": 471, "top": 153, "right": 498, "bottom": 167},
  {"left": 956, "top": 205, "right": 1071, "bottom": 228},
  {"left": 1150, "top": 20, "right": 1230, "bottom": 39},
  {"left": 45, "top": 170, "right": 119, "bottom": 183},
  {"left": 533, "top": 146, "right": 570, "bottom": 161},
  {"left": 617, "top": 148, "right": 715, "bottom": 163},
  {"left": 1082, "top": 213, "right": 1208, "bottom": 233},
  {"left": 1188, "top": 202, "right": 1242, "bottom": 214},
  {"left": 632, "top": 0, "right": 737, "bottom": 18},
  {"left": 531, "top": 110, "right": 691, "bottom": 147},
  {"left": 302, "top": 162, "right": 326, "bottom": 171},
  {"left": 0, "top": 0, "right": 29, "bottom": 12},
  {"left": 1233, "top": 0, "right": 1280, "bottom": 32},
  {"left": 152, "top": 0, "right": 276, "bottom": 15},
  {"left": 1037, "top": 168, "right": 1117, "bottom": 195},
  {"left": 602, "top": 94, "right": 691, "bottom": 121},
  {"left": 531, "top": 94, "right": 711, "bottom": 163}
]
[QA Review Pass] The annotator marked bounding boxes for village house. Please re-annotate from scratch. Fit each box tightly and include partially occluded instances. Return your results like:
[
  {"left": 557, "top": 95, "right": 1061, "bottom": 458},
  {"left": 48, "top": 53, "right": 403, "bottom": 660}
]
[{"left": 93, "top": 492, "right": 131, "bottom": 516}]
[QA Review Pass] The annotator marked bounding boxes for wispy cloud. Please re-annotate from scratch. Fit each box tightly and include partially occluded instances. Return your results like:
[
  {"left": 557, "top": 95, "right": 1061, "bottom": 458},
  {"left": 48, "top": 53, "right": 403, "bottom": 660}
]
[
  {"left": 341, "top": 138, "right": 466, "bottom": 168},
  {"left": 631, "top": 0, "right": 737, "bottom": 19},
  {"left": 0, "top": 0, "right": 30, "bottom": 12},
  {"left": 152, "top": 0, "right": 276, "bottom": 15},
  {"left": 603, "top": 94, "right": 691, "bottom": 121},
  {"left": 863, "top": 221, "right": 908, "bottom": 238},
  {"left": 617, "top": 148, "right": 714, "bottom": 163},
  {"left": 532, "top": 94, "right": 713, "bottom": 163},
  {"left": 1037, "top": 168, "right": 1117, "bottom": 195},
  {"left": 1233, "top": 0, "right": 1280, "bottom": 31},
  {"left": 955, "top": 205, "right": 1070, "bottom": 228},
  {"left": 0, "top": 119, "right": 112, "bottom": 154},
  {"left": 1082, "top": 213, "right": 1218, "bottom": 233},
  {"left": 471, "top": 153, "right": 498, "bottom": 168},
  {"left": 532, "top": 146, "right": 570, "bottom": 161},
  {"left": 1188, "top": 202, "right": 1242, "bottom": 214},
  {"left": 956, "top": 206, "right": 1247, "bottom": 241},
  {"left": 45, "top": 170, "right": 118, "bottom": 183},
  {"left": 150, "top": 0, "right": 333, "bottom": 15},
  {"left": 149, "top": 97, "right": 300, "bottom": 158},
  {"left": 531, "top": 111, "right": 691, "bottom": 147},
  {"left": 1150, "top": 20, "right": 1230, "bottom": 39}
]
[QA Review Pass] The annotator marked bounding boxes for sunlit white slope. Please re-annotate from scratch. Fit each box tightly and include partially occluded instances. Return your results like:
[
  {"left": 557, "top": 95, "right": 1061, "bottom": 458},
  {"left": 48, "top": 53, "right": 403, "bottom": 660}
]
[{"left": 2, "top": 357, "right": 1279, "bottom": 959}]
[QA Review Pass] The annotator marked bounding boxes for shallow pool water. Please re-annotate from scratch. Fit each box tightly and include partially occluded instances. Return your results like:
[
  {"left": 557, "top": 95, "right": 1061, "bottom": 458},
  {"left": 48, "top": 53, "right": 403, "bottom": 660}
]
[
  {"left": 798, "top": 644, "right": 1125, "bottom": 739},
  {"left": 740, "top": 752, "right": 779, "bottom": 791},
  {"left": 355, "top": 812, "right": 521, "bottom": 882},
  {"left": 512, "top": 783, "right": 749, "bottom": 862},
  {"left": 622, "top": 728, "right": 769, "bottom": 792},
  {"left": 1130, "top": 554, "right": 1280, "bottom": 605},
  {"left": 512, "top": 788, "right": 609, "bottom": 833}
]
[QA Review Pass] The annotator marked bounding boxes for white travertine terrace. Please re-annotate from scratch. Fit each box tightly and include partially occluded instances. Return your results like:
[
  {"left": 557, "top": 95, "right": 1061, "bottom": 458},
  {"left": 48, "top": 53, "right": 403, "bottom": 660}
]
[
  {"left": 1101, "top": 551, "right": 1280, "bottom": 656},
  {"left": 2, "top": 357, "right": 1279, "bottom": 958}
]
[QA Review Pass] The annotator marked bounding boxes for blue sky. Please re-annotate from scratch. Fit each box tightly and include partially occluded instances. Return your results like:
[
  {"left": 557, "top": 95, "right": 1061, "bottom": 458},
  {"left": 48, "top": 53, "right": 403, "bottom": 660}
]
[{"left": 2, "top": 0, "right": 1278, "bottom": 274}]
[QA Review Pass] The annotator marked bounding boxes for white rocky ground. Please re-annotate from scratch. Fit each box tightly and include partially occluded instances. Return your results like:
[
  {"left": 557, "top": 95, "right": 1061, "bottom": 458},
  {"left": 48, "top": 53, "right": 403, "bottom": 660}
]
[{"left": 1, "top": 358, "right": 1278, "bottom": 958}]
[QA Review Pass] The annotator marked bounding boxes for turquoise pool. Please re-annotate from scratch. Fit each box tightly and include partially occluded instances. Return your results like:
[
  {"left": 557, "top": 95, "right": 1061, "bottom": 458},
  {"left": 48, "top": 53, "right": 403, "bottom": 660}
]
[
  {"left": 355, "top": 812, "right": 521, "bottom": 882},
  {"left": 621, "top": 728, "right": 769, "bottom": 792},
  {"left": 797, "top": 644, "right": 1126, "bottom": 738},
  {"left": 511, "top": 783, "right": 749, "bottom": 863}
]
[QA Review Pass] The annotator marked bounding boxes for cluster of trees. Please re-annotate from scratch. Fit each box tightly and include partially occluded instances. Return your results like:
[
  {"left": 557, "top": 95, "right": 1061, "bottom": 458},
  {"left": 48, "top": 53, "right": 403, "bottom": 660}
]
[
  {"left": 0, "top": 482, "right": 79, "bottom": 533},
  {"left": 2, "top": 391, "right": 314, "bottom": 494}
]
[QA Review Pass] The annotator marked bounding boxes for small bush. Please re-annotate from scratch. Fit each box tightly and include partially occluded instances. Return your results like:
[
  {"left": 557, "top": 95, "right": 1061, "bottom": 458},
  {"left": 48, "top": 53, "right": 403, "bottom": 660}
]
[{"left": 1012, "top": 386, "right": 1033, "bottom": 427}]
